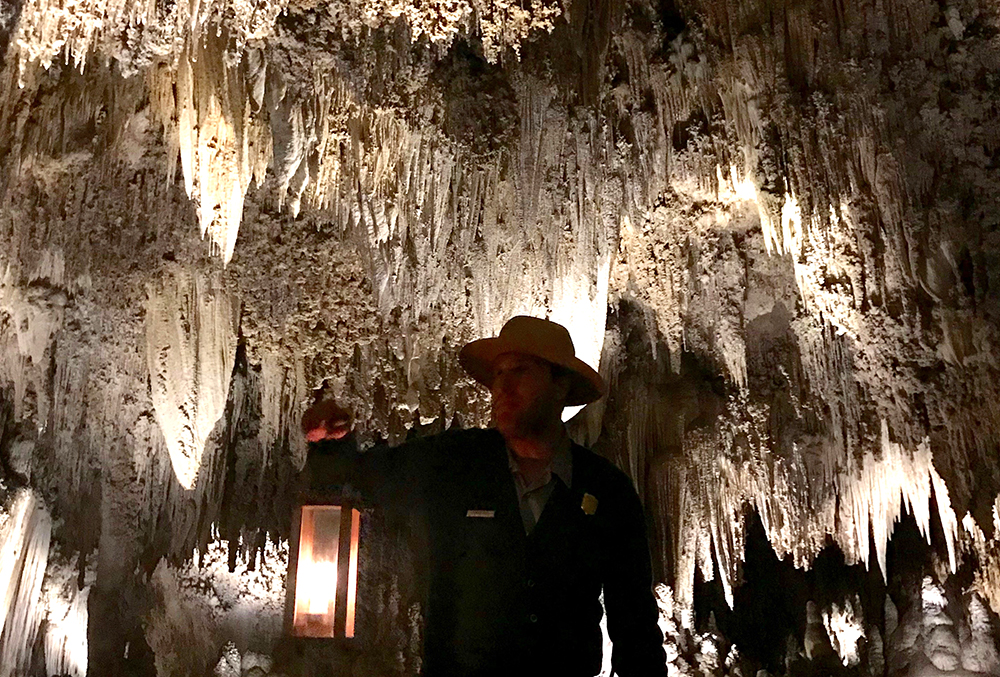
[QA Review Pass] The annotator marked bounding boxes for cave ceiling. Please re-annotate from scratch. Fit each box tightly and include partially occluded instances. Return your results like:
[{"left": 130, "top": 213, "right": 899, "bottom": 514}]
[{"left": 2, "top": 0, "right": 1000, "bottom": 672}]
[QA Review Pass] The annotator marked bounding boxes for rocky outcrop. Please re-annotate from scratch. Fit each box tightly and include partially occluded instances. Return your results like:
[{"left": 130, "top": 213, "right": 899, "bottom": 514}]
[{"left": 2, "top": 0, "right": 1000, "bottom": 672}]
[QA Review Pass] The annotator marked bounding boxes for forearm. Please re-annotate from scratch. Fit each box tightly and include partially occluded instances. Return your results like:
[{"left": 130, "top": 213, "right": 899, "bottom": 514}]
[{"left": 305, "top": 434, "right": 430, "bottom": 508}]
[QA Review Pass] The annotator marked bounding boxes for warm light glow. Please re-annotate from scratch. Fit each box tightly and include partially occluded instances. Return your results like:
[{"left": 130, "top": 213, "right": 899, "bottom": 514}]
[
  {"left": 291, "top": 505, "right": 361, "bottom": 639},
  {"left": 292, "top": 506, "right": 341, "bottom": 637},
  {"left": 302, "top": 561, "right": 339, "bottom": 615}
]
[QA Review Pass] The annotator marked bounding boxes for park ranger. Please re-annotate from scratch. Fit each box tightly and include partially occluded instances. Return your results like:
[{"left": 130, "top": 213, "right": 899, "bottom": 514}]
[{"left": 303, "top": 316, "right": 666, "bottom": 676}]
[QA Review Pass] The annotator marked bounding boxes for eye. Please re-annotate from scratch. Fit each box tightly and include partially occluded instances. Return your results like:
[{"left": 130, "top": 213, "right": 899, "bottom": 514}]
[{"left": 494, "top": 364, "right": 523, "bottom": 380}]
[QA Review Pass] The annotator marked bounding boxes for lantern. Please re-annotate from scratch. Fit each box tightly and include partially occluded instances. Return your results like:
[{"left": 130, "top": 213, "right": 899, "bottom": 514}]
[{"left": 286, "top": 499, "right": 362, "bottom": 639}]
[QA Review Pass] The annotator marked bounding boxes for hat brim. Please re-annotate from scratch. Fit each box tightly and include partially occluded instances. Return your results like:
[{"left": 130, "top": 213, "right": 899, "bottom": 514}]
[{"left": 459, "top": 337, "right": 606, "bottom": 407}]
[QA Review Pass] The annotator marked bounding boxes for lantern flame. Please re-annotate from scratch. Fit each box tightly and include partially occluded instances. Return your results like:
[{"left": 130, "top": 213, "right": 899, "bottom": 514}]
[{"left": 301, "top": 560, "right": 338, "bottom": 616}]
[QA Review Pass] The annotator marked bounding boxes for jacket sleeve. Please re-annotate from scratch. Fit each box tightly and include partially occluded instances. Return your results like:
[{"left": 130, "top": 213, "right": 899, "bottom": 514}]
[
  {"left": 603, "top": 473, "right": 668, "bottom": 676},
  {"left": 305, "top": 432, "right": 448, "bottom": 508}
]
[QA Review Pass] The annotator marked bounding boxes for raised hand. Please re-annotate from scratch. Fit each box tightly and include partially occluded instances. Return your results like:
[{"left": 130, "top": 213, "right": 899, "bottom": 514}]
[{"left": 301, "top": 398, "right": 353, "bottom": 442}]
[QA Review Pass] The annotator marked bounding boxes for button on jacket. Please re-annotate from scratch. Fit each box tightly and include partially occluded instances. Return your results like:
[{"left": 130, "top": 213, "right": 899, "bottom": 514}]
[{"left": 310, "top": 427, "right": 666, "bottom": 677}]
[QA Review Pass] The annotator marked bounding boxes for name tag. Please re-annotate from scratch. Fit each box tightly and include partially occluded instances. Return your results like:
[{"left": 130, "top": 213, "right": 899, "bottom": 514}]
[{"left": 466, "top": 509, "right": 495, "bottom": 518}]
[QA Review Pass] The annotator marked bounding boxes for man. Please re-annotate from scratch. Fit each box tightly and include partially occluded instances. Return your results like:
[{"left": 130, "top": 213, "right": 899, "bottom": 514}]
[{"left": 303, "top": 316, "right": 666, "bottom": 676}]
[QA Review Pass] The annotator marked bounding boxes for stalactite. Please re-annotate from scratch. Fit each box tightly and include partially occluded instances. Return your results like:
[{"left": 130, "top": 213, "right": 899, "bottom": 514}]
[
  {"left": 0, "top": 489, "right": 52, "bottom": 676},
  {"left": 145, "top": 267, "right": 238, "bottom": 489},
  {"left": 41, "top": 551, "right": 92, "bottom": 677},
  {"left": 145, "top": 37, "right": 271, "bottom": 266},
  {"left": 0, "top": 251, "right": 67, "bottom": 423}
]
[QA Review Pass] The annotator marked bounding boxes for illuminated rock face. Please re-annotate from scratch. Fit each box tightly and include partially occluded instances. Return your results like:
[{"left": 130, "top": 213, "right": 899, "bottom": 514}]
[
  {"left": 0, "top": 490, "right": 52, "bottom": 675},
  {"left": 2, "top": 0, "right": 1000, "bottom": 673},
  {"left": 145, "top": 268, "right": 237, "bottom": 489}
]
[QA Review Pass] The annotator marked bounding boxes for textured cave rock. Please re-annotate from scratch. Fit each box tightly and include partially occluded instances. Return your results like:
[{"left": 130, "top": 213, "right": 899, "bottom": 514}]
[{"left": 2, "top": 0, "right": 1000, "bottom": 673}]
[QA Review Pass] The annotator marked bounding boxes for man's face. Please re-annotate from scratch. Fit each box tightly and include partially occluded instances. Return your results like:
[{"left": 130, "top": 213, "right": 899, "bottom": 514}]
[{"left": 490, "top": 353, "right": 568, "bottom": 439}]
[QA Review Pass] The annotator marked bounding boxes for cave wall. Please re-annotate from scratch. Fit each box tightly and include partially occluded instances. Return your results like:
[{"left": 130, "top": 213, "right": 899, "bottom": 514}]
[{"left": 2, "top": 0, "right": 1000, "bottom": 672}]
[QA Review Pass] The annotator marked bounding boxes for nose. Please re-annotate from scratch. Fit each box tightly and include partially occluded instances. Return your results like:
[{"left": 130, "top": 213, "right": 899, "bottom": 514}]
[
  {"left": 491, "top": 377, "right": 507, "bottom": 399},
  {"left": 491, "top": 371, "right": 514, "bottom": 399}
]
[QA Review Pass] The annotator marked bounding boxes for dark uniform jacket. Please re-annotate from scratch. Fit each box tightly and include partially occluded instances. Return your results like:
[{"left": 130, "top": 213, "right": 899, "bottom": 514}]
[{"left": 310, "top": 427, "right": 666, "bottom": 677}]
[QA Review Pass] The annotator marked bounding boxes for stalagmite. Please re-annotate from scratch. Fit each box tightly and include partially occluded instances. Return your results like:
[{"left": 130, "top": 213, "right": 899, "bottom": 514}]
[
  {"left": 821, "top": 598, "right": 864, "bottom": 667},
  {"left": 145, "top": 538, "right": 287, "bottom": 675}
]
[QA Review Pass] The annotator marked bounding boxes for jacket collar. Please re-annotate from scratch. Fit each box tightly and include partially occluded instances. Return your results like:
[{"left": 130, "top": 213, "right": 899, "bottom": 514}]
[{"left": 506, "top": 441, "right": 573, "bottom": 492}]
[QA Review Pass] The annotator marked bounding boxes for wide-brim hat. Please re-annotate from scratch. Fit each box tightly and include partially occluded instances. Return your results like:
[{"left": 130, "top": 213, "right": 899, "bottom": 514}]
[{"left": 459, "top": 316, "right": 607, "bottom": 407}]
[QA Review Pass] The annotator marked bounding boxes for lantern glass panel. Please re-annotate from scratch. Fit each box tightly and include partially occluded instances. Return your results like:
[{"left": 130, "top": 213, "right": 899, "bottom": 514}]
[
  {"left": 292, "top": 505, "right": 341, "bottom": 637},
  {"left": 290, "top": 505, "right": 361, "bottom": 639}
]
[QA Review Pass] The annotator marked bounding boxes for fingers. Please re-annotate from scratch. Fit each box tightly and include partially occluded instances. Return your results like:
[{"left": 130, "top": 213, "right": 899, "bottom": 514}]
[
  {"left": 302, "top": 398, "right": 354, "bottom": 442},
  {"left": 304, "top": 422, "right": 349, "bottom": 442},
  {"left": 305, "top": 426, "right": 329, "bottom": 443}
]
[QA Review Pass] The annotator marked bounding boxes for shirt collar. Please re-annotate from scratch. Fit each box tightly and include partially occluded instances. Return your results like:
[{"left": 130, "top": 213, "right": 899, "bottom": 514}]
[{"left": 507, "top": 440, "right": 573, "bottom": 491}]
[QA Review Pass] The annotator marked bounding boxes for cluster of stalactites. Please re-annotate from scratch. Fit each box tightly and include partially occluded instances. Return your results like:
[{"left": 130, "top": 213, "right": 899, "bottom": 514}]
[
  {"left": 655, "top": 416, "right": 968, "bottom": 617},
  {"left": 6, "top": 0, "right": 568, "bottom": 263},
  {"left": 6, "top": 0, "right": 1000, "bottom": 644},
  {"left": 9, "top": 0, "right": 561, "bottom": 77}
]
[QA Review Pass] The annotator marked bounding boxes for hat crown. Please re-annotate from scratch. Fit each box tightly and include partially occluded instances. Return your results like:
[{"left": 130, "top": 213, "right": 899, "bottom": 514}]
[
  {"left": 459, "top": 314, "right": 605, "bottom": 406},
  {"left": 498, "top": 316, "right": 575, "bottom": 358}
]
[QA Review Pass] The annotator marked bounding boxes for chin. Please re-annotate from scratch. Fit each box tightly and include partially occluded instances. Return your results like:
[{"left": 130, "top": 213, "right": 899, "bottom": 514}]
[
  {"left": 494, "top": 416, "right": 522, "bottom": 439},
  {"left": 494, "top": 419, "right": 515, "bottom": 436}
]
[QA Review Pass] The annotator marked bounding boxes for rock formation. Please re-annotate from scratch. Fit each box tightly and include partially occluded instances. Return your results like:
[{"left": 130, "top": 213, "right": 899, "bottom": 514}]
[{"left": 2, "top": 0, "right": 1000, "bottom": 672}]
